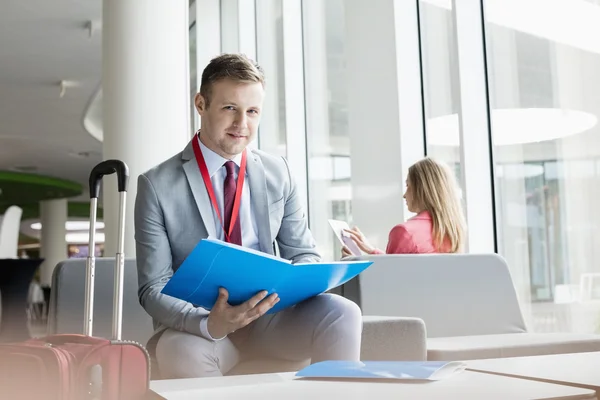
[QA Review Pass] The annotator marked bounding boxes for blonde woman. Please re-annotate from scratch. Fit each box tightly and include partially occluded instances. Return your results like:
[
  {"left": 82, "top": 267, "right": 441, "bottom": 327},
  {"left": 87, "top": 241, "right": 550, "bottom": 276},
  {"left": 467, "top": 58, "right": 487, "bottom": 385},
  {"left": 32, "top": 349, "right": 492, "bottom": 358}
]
[{"left": 342, "top": 157, "right": 466, "bottom": 255}]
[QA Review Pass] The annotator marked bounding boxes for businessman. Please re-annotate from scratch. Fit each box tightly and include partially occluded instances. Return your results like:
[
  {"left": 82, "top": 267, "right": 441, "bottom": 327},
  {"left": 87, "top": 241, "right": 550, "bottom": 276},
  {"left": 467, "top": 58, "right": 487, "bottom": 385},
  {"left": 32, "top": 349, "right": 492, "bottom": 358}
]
[{"left": 134, "top": 53, "right": 362, "bottom": 378}]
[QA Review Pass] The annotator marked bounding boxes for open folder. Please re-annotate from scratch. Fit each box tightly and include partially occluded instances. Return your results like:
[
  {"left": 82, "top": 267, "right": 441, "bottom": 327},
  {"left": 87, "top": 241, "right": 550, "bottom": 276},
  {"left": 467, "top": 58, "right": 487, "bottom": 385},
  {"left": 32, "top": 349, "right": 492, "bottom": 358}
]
[
  {"left": 296, "top": 361, "right": 467, "bottom": 381},
  {"left": 161, "top": 239, "right": 373, "bottom": 314}
]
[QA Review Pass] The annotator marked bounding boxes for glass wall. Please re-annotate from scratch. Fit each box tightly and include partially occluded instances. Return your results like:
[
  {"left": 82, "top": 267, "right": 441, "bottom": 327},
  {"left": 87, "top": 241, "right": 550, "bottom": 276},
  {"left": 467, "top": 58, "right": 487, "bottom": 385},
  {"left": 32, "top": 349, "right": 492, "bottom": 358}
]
[
  {"left": 189, "top": 0, "right": 600, "bottom": 334},
  {"left": 484, "top": 0, "right": 600, "bottom": 333},
  {"left": 303, "top": 0, "right": 351, "bottom": 261}
]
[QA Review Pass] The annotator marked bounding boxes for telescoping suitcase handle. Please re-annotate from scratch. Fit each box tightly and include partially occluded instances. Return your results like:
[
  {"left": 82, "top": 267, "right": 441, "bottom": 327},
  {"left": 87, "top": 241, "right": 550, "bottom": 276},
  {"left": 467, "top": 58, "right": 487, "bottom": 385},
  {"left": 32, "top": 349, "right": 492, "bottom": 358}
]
[{"left": 84, "top": 160, "right": 130, "bottom": 341}]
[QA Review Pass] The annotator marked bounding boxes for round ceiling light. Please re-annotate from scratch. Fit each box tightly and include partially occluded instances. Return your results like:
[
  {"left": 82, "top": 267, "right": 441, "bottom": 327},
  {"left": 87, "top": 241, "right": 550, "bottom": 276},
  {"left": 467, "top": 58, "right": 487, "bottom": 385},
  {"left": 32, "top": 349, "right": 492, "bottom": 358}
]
[
  {"left": 496, "top": 164, "right": 545, "bottom": 179},
  {"left": 66, "top": 232, "right": 105, "bottom": 244},
  {"left": 30, "top": 221, "right": 105, "bottom": 231},
  {"left": 426, "top": 108, "right": 598, "bottom": 147}
]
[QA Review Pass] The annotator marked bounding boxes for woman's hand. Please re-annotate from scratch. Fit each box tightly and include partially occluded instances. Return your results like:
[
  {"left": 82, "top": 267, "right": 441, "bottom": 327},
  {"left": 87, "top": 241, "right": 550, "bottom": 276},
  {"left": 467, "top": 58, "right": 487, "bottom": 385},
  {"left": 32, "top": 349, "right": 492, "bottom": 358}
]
[
  {"left": 341, "top": 244, "right": 354, "bottom": 258},
  {"left": 342, "top": 227, "right": 375, "bottom": 254}
]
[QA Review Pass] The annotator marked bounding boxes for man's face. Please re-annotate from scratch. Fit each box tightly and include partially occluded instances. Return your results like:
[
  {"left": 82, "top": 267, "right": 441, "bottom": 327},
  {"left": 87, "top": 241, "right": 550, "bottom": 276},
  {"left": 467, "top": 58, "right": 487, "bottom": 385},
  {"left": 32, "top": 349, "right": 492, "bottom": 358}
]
[{"left": 195, "top": 78, "right": 264, "bottom": 159}]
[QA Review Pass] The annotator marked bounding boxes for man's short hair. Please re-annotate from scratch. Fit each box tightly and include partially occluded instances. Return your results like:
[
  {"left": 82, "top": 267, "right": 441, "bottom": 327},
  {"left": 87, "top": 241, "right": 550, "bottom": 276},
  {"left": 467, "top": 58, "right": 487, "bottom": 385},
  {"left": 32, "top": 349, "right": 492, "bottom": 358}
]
[{"left": 199, "top": 53, "right": 265, "bottom": 107}]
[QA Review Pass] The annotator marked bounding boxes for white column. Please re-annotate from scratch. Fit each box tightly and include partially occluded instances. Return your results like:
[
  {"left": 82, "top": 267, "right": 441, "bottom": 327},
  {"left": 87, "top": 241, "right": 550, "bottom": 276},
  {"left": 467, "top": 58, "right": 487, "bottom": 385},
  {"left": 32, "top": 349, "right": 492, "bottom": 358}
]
[
  {"left": 39, "top": 199, "right": 68, "bottom": 287},
  {"left": 452, "top": 0, "right": 496, "bottom": 253},
  {"left": 194, "top": 0, "right": 221, "bottom": 132},
  {"left": 486, "top": 23, "right": 520, "bottom": 263},
  {"left": 255, "top": 0, "right": 308, "bottom": 207},
  {"left": 302, "top": 0, "right": 336, "bottom": 260},
  {"left": 281, "top": 0, "right": 308, "bottom": 208},
  {"left": 0, "top": 205, "right": 23, "bottom": 259},
  {"left": 345, "top": 0, "right": 425, "bottom": 250},
  {"left": 195, "top": 0, "right": 221, "bottom": 81},
  {"left": 255, "top": 0, "right": 286, "bottom": 156},
  {"left": 238, "top": 0, "right": 257, "bottom": 60},
  {"left": 221, "top": 0, "right": 259, "bottom": 152},
  {"left": 102, "top": 0, "right": 190, "bottom": 256},
  {"left": 221, "top": 0, "right": 257, "bottom": 60},
  {"left": 420, "top": 2, "right": 461, "bottom": 166}
]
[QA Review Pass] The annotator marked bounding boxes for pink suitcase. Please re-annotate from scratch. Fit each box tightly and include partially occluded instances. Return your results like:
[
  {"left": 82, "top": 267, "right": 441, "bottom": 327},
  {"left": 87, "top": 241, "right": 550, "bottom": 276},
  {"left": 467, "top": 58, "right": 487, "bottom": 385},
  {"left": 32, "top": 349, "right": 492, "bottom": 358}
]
[{"left": 0, "top": 160, "right": 150, "bottom": 399}]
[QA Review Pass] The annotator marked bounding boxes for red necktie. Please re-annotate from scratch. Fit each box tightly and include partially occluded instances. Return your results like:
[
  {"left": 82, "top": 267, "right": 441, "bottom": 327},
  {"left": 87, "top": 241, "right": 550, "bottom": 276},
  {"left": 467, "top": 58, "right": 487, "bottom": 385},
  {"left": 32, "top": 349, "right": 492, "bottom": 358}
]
[{"left": 223, "top": 161, "right": 242, "bottom": 245}]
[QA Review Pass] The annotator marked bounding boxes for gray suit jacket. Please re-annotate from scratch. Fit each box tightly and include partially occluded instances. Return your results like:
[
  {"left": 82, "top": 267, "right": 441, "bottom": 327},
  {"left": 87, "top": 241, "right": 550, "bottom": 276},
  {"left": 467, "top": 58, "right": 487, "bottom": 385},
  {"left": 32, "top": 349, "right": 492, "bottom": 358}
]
[{"left": 134, "top": 138, "right": 321, "bottom": 341}]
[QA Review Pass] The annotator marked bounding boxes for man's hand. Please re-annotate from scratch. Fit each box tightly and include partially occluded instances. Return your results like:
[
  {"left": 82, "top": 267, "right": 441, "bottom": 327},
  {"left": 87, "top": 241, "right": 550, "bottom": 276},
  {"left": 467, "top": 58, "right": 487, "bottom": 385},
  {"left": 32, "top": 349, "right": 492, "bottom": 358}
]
[{"left": 207, "top": 288, "right": 280, "bottom": 339}]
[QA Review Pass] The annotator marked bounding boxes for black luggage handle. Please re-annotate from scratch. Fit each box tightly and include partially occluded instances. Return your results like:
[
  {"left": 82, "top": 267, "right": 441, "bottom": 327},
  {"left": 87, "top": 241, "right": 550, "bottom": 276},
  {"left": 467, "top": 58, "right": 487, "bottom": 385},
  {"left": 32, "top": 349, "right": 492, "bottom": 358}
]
[
  {"left": 85, "top": 159, "right": 129, "bottom": 339},
  {"left": 89, "top": 160, "right": 129, "bottom": 198}
]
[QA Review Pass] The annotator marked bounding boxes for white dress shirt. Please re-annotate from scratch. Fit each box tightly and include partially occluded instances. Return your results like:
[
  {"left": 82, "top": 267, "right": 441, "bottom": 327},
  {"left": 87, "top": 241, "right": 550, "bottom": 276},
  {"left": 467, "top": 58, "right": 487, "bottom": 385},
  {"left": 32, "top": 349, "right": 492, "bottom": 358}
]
[{"left": 197, "top": 137, "right": 260, "bottom": 340}]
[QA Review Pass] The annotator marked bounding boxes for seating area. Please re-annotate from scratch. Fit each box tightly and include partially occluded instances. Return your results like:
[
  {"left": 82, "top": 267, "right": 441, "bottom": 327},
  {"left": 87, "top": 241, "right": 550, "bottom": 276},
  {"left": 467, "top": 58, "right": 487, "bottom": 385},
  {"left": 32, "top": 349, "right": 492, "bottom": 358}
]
[
  {"left": 46, "top": 258, "right": 428, "bottom": 377},
  {"left": 45, "top": 253, "right": 600, "bottom": 382},
  {"left": 352, "top": 253, "right": 600, "bottom": 361},
  {"left": 0, "top": 236, "right": 594, "bottom": 397},
  {"left": 2, "top": 1, "right": 600, "bottom": 397}
]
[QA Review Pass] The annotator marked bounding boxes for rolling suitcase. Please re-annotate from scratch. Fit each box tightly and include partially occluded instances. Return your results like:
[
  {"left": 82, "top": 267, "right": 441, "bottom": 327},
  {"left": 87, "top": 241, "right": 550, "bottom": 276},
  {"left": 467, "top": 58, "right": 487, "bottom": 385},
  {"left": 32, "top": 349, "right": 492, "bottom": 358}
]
[{"left": 0, "top": 160, "right": 150, "bottom": 400}]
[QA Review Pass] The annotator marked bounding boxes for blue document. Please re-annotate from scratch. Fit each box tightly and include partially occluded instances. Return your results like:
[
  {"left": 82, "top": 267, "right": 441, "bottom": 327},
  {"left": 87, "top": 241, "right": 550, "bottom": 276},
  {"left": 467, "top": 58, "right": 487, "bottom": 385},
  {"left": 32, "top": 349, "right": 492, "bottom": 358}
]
[
  {"left": 296, "top": 361, "right": 466, "bottom": 381},
  {"left": 161, "top": 239, "right": 372, "bottom": 314}
]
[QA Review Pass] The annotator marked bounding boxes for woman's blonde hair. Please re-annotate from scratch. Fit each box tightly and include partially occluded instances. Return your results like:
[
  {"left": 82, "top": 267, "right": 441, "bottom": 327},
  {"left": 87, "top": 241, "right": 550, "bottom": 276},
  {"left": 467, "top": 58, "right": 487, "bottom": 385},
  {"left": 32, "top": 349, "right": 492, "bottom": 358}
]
[{"left": 407, "top": 157, "right": 466, "bottom": 253}]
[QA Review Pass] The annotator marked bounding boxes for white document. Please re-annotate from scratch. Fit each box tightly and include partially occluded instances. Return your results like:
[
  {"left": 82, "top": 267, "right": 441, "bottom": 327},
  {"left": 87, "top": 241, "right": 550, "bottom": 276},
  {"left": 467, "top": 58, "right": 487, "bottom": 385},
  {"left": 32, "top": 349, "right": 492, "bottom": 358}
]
[{"left": 328, "top": 219, "right": 362, "bottom": 256}]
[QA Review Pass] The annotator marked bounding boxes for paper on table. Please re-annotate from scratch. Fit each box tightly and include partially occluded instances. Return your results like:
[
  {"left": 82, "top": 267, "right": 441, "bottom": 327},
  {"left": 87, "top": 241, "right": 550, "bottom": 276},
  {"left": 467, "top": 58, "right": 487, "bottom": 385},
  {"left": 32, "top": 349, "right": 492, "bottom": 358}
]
[{"left": 296, "top": 361, "right": 467, "bottom": 381}]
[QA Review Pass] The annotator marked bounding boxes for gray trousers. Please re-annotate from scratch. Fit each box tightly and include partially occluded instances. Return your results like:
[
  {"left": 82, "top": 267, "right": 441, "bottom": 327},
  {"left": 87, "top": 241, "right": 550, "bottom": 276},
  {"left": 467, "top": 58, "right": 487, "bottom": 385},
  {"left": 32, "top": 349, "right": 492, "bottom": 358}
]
[{"left": 155, "top": 294, "right": 362, "bottom": 378}]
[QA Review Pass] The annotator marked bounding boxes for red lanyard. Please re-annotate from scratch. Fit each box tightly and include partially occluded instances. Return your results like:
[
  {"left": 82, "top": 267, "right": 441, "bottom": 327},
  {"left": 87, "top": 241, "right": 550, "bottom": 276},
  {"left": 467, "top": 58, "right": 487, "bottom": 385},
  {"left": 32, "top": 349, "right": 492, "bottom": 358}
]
[{"left": 192, "top": 133, "right": 247, "bottom": 243}]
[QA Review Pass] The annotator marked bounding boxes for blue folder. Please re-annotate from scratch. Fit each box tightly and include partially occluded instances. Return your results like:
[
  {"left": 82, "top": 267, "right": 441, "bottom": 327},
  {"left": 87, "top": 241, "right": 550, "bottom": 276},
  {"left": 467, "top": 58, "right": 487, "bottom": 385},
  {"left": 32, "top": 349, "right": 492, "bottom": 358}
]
[
  {"left": 296, "top": 361, "right": 466, "bottom": 381},
  {"left": 161, "top": 239, "right": 373, "bottom": 314}
]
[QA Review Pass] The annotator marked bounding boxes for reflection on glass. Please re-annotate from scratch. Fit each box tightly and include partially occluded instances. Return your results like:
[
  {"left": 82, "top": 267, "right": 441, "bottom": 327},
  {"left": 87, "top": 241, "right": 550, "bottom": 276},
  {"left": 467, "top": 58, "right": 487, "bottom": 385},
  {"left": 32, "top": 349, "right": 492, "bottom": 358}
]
[
  {"left": 483, "top": 0, "right": 600, "bottom": 333},
  {"left": 256, "top": 0, "right": 287, "bottom": 157},
  {"left": 422, "top": 0, "right": 600, "bottom": 333},
  {"left": 419, "top": 1, "right": 463, "bottom": 189},
  {"left": 303, "top": 0, "right": 350, "bottom": 261}
]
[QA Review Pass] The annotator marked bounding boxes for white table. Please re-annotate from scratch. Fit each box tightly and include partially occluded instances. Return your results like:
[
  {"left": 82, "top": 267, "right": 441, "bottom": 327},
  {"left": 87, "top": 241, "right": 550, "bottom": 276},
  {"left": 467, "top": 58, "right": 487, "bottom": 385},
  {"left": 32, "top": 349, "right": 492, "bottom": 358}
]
[
  {"left": 150, "top": 370, "right": 597, "bottom": 399},
  {"left": 467, "top": 351, "right": 600, "bottom": 393}
]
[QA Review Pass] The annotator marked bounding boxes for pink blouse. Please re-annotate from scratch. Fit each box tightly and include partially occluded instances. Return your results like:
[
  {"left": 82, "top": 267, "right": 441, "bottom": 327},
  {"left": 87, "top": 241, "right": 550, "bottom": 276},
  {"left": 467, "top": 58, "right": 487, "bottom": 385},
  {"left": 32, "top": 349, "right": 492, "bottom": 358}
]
[{"left": 372, "top": 211, "right": 451, "bottom": 254}]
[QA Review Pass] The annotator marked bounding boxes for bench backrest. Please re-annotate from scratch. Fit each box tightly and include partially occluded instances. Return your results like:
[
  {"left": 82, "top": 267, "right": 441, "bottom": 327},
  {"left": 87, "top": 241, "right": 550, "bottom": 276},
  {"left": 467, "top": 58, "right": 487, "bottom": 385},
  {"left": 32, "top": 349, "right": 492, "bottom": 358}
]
[
  {"left": 346, "top": 253, "right": 527, "bottom": 338},
  {"left": 47, "top": 258, "right": 154, "bottom": 345}
]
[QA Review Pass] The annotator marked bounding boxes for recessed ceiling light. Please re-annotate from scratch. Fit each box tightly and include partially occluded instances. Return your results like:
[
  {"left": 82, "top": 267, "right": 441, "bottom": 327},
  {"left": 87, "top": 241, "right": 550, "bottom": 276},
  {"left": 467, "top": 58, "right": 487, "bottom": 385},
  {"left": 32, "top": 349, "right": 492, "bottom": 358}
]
[
  {"left": 30, "top": 221, "right": 105, "bottom": 231},
  {"left": 67, "top": 232, "right": 105, "bottom": 244},
  {"left": 496, "top": 164, "right": 545, "bottom": 179},
  {"left": 427, "top": 108, "right": 597, "bottom": 147}
]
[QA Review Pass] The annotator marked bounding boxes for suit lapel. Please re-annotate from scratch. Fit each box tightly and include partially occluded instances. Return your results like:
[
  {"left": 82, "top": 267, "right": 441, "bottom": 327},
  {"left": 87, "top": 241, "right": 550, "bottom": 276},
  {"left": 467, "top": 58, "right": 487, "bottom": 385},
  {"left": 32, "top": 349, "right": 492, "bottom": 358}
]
[
  {"left": 181, "top": 139, "right": 217, "bottom": 238},
  {"left": 246, "top": 151, "right": 273, "bottom": 254}
]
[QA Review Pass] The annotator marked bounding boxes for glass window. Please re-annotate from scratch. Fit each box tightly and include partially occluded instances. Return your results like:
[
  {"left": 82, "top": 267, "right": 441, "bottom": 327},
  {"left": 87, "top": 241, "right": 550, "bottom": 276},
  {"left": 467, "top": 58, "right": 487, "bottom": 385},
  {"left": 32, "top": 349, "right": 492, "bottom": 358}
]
[
  {"left": 256, "top": 0, "right": 287, "bottom": 157},
  {"left": 484, "top": 0, "right": 600, "bottom": 333},
  {"left": 303, "top": 0, "right": 350, "bottom": 261},
  {"left": 420, "top": 1, "right": 463, "bottom": 191}
]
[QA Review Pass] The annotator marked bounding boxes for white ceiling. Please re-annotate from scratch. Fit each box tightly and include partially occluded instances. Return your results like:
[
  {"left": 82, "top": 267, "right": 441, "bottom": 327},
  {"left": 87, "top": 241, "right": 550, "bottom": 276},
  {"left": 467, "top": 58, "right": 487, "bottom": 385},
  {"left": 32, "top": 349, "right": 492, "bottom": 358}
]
[{"left": 0, "top": 0, "right": 103, "bottom": 196}]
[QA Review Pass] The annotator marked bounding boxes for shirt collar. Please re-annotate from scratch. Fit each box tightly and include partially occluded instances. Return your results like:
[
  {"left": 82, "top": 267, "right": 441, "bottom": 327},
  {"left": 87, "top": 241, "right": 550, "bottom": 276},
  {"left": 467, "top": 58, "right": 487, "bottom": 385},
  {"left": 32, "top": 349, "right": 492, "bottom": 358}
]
[
  {"left": 412, "top": 210, "right": 431, "bottom": 220},
  {"left": 197, "top": 136, "right": 243, "bottom": 178}
]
